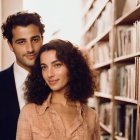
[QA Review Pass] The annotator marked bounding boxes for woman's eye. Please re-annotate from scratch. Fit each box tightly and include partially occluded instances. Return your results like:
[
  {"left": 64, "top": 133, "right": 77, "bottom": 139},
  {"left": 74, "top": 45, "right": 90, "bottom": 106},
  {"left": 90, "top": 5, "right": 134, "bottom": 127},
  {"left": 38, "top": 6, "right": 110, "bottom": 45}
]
[
  {"left": 54, "top": 63, "right": 62, "bottom": 68},
  {"left": 41, "top": 66, "right": 47, "bottom": 71}
]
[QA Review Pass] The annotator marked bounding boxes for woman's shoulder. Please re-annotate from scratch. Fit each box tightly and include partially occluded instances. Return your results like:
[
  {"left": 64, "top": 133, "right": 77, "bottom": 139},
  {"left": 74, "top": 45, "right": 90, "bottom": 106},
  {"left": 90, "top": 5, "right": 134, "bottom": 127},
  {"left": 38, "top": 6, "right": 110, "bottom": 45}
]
[
  {"left": 82, "top": 104, "right": 98, "bottom": 119},
  {"left": 20, "top": 103, "right": 39, "bottom": 118},
  {"left": 82, "top": 104, "right": 100, "bottom": 130},
  {"left": 22, "top": 103, "right": 36, "bottom": 110}
]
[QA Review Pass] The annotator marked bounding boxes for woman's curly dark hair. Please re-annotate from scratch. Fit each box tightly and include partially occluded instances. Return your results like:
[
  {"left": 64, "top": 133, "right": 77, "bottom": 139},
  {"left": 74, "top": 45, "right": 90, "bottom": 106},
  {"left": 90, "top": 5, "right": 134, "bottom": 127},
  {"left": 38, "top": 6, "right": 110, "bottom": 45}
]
[{"left": 25, "top": 39, "right": 96, "bottom": 105}]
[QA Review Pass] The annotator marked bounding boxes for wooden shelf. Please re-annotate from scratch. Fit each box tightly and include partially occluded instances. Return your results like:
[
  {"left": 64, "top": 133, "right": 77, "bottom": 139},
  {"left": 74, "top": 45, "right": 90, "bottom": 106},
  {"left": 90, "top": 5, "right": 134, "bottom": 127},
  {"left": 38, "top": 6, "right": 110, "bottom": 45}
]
[
  {"left": 114, "top": 52, "right": 140, "bottom": 63},
  {"left": 100, "top": 122, "right": 111, "bottom": 134},
  {"left": 81, "top": 0, "right": 139, "bottom": 139},
  {"left": 86, "top": 26, "right": 111, "bottom": 49},
  {"left": 93, "top": 60, "right": 112, "bottom": 69},
  {"left": 95, "top": 91, "right": 112, "bottom": 100},
  {"left": 82, "top": 0, "right": 93, "bottom": 17},
  {"left": 115, "top": 5, "right": 140, "bottom": 25},
  {"left": 115, "top": 136, "right": 127, "bottom": 140},
  {"left": 114, "top": 96, "right": 137, "bottom": 104},
  {"left": 82, "top": 0, "right": 109, "bottom": 36}
]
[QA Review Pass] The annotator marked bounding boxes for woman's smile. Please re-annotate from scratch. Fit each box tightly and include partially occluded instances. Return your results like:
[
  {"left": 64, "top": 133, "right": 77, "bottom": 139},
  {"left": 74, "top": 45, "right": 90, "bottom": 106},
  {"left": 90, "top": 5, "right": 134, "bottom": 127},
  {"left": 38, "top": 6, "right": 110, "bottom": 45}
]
[{"left": 48, "top": 79, "right": 59, "bottom": 85}]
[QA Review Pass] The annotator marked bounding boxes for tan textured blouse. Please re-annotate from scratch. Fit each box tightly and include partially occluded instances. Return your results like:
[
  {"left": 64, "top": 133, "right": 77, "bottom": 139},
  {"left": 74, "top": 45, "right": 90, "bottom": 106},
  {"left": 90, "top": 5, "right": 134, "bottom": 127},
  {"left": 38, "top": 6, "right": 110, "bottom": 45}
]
[{"left": 16, "top": 94, "right": 100, "bottom": 140}]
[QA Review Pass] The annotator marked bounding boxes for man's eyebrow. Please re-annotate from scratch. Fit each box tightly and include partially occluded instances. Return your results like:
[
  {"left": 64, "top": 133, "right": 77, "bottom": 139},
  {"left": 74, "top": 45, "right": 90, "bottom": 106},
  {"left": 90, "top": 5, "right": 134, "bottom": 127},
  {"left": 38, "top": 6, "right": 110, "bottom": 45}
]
[
  {"left": 31, "top": 35, "right": 41, "bottom": 39},
  {"left": 15, "top": 35, "right": 41, "bottom": 43},
  {"left": 15, "top": 38, "right": 25, "bottom": 43}
]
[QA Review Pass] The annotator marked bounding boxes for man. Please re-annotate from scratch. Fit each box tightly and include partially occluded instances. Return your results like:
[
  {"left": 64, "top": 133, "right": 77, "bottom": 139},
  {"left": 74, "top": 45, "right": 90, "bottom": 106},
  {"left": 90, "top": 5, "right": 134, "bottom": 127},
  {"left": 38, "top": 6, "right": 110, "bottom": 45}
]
[{"left": 0, "top": 11, "right": 45, "bottom": 140}]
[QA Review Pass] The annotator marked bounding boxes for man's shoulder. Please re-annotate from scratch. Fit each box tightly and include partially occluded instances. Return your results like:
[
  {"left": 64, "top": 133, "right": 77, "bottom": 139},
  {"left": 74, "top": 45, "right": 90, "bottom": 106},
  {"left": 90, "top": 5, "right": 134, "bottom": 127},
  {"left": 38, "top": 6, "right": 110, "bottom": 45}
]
[
  {"left": 0, "top": 65, "right": 14, "bottom": 83},
  {"left": 0, "top": 65, "right": 13, "bottom": 77}
]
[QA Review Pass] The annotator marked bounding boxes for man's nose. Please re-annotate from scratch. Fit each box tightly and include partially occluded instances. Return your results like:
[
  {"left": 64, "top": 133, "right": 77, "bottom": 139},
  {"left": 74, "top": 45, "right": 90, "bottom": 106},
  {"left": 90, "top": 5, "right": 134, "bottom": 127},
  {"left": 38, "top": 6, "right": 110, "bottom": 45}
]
[{"left": 26, "top": 41, "right": 34, "bottom": 53}]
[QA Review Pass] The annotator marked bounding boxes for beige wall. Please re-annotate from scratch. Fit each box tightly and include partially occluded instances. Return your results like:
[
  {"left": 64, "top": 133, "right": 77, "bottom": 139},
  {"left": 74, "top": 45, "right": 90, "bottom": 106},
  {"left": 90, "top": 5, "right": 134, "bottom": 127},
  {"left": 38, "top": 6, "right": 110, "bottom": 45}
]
[{"left": 1, "top": 0, "right": 23, "bottom": 70}]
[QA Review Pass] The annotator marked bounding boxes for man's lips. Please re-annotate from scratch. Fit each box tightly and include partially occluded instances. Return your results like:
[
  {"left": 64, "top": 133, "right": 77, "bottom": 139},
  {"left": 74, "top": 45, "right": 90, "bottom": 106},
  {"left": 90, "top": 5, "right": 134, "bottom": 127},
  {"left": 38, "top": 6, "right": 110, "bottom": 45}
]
[
  {"left": 25, "top": 54, "right": 36, "bottom": 59},
  {"left": 48, "top": 80, "right": 59, "bottom": 85}
]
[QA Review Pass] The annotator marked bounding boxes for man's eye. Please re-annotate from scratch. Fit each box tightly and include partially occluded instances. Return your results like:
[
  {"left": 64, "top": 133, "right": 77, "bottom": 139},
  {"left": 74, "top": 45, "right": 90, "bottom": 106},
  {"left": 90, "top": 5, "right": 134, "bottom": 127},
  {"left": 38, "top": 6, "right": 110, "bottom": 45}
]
[
  {"left": 32, "top": 38, "right": 40, "bottom": 42},
  {"left": 17, "top": 40, "right": 25, "bottom": 44}
]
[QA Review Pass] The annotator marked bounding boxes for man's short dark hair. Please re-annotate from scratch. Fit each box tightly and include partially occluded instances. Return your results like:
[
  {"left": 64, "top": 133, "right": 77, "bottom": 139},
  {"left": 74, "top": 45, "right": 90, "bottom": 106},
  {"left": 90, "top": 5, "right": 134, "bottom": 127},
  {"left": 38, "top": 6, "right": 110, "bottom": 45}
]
[{"left": 1, "top": 11, "right": 45, "bottom": 44}]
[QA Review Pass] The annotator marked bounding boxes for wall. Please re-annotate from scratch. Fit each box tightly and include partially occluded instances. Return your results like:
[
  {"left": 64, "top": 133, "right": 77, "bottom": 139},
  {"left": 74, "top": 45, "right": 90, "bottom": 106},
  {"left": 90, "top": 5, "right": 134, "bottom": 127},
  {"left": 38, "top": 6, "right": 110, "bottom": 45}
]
[
  {"left": 1, "top": 0, "right": 22, "bottom": 70},
  {"left": 23, "top": 0, "right": 82, "bottom": 45}
]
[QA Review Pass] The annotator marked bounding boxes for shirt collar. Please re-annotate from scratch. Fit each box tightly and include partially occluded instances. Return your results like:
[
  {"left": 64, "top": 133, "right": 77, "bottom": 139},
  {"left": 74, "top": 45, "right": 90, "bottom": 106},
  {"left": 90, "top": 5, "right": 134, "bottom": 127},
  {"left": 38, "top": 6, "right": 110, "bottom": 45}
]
[
  {"left": 38, "top": 93, "right": 83, "bottom": 115},
  {"left": 13, "top": 61, "right": 29, "bottom": 86},
  {"left": 38, "top": 93, "right": 51, "bottom": 115}
]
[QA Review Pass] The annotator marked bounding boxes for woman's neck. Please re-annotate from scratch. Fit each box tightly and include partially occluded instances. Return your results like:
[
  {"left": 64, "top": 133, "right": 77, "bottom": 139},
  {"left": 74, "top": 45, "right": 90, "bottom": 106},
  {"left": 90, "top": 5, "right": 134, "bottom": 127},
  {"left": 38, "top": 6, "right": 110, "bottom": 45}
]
[
  {"left": 51, "top": 92, "right": 67, "bottom": 106},
  {"left": 51, "top": 92, "right": 75, "bottom": 107}
]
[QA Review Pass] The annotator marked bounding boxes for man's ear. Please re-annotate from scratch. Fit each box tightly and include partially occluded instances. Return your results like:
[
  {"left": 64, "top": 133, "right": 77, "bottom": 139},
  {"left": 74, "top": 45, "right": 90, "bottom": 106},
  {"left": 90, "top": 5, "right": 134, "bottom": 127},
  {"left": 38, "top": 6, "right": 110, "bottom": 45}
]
[{"left": 7, "top": 41, "right": 14, "bottom": 52}]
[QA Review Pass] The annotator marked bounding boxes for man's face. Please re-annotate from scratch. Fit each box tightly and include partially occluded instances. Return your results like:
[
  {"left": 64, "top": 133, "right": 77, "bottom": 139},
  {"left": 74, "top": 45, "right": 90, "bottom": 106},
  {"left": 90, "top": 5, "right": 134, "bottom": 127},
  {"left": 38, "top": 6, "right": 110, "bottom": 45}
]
[{"left": 8, "top": 24, "right": 43, "bottom": 71}]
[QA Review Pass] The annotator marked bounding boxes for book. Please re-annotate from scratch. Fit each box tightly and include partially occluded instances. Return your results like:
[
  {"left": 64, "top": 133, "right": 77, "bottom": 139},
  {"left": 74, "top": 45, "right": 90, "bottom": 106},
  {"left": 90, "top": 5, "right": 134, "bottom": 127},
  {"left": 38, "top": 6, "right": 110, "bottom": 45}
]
[
  {"left": 93, "top": 41, "right": 111, "bottom": 64},
  {"left": 125, "top": 105, "right": 137, "bottom": 140},
  {"left": 98, "top": 69, "right": 112, "bottom": 95},
  {"left": 114, "top": 65, "right": 135, "bottom": 99},
  {"left": 116, "top": 25, "right": 136, "bottom": 57},
  {"left": 114, "top": 104, "right": 125, "bottom": 137},
  {"left": 99, "top": 102, "right": 112, "bottom": 129}
]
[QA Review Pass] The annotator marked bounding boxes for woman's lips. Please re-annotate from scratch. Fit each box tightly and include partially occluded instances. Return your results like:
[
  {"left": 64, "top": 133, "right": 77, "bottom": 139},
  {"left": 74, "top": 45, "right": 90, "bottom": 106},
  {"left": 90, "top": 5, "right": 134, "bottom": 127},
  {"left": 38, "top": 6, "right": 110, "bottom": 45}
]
[{"left": 49, "top": 80, "right": 59, "bottom": 85}]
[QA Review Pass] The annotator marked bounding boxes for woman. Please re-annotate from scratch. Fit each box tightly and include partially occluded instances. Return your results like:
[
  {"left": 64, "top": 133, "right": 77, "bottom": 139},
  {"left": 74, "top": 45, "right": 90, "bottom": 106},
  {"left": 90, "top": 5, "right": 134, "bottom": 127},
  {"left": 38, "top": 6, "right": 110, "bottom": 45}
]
[{"left": 16, "top": 39, "right": 100, "bottom": 140}]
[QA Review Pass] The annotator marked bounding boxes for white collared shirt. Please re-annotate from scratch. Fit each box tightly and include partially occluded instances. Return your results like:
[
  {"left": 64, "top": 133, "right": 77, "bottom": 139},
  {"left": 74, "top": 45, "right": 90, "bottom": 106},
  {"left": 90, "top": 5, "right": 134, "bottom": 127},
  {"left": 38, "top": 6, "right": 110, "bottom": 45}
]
[{"left": 13, "top": 62, "right": 29, "bottom": 110}]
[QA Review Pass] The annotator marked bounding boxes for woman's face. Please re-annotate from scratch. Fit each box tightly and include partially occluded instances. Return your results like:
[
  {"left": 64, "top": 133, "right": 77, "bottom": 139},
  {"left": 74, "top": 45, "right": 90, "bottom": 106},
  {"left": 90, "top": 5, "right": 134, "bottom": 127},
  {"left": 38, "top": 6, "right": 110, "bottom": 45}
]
[{"left": 40, "top": 50, "right": 69, "bottom": 93}]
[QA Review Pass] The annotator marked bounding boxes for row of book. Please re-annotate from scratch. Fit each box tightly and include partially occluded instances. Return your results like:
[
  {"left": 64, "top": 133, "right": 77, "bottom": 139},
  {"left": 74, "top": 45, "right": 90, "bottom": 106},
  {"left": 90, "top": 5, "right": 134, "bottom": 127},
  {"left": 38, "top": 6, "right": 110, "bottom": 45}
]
[
  {"left": 115, "top": 21, "right": 140, "bottom": 57},
  {"left": 82, "top": 0, "right": 140, "bottom": 140},
  {"left": 89, "top": 22, "right": 140, "bottom": 63},
  {"left": 92, "top": 41, "right": 112, "bottom": 64},
  {"left": 135, "top": 56, "right": 140, "bottom": 101},
  {"left": 82, "top": 0, "right": 109, "bottom": 27},
  {"left": 115, "top": 104, "right": 137, "bottom": 139},
  {"left": 81, "top": 26, "right": 94, "bottom": 47},
  {"left": 99, "top": 102, "right": 137, "bottom": 139},
  {"left": 114, "top": 64, "right": 136, "bottom": 99},
  {"left": 99, "top": 102, "right": 112, "bottom": 129},
  {"left": 98, "top": 69, "right": 112, "bottom": 95},
  {"left": 97, "top": 63, "right": 137, "bottom": 100},
  {"left": 135, "top": 56, "right": 140, "bottom": 140},
  {"left": 116, "top": 25, "right": 136, "bottom": 57},
  {"left": 82, "top": 0, "right": 140, "bottom": 25},
  {"left": 81, "top": 1, "right": 112, "bottom": 47},
  {"left": 94, "top": 1, "right": 112, "bottom": 38}
]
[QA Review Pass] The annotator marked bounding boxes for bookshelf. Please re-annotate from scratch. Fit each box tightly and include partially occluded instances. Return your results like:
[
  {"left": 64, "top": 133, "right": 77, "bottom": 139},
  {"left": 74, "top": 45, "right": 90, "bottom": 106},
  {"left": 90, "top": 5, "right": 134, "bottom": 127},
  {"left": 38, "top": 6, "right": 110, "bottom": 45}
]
[{"left": 81, "top": 0, "right": 140, "bottom": 139}]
